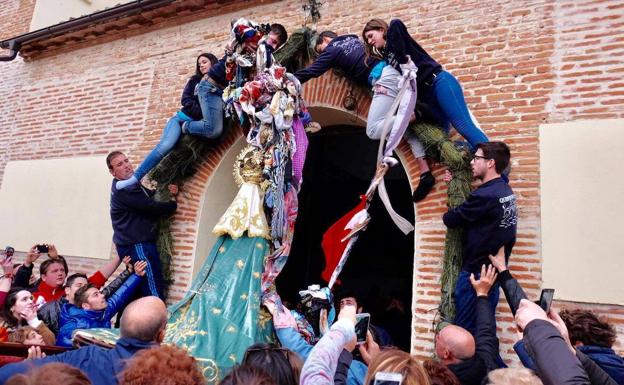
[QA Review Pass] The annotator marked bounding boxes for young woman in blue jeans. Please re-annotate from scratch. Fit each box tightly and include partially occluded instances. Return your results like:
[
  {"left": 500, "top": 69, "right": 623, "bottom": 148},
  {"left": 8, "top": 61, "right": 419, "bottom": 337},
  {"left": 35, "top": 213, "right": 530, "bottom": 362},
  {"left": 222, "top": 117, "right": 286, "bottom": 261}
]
[
  {"left": 362, "top": 19, "right": 489, "bottom": 201},
  {"left": 117, "top": 53, "right": 223, "bottom": 189}
]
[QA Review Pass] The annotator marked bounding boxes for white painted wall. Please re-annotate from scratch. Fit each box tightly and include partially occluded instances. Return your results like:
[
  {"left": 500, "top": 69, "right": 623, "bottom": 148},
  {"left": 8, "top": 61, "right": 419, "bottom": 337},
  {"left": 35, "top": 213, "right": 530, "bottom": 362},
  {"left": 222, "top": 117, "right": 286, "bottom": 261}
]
[
  {"left": 191, "top": 138, "right": 246, "bottom": 280},
  {"left": 540, "top": 118, "right": 624, "bottom": 305},
  {"left": 30, "top": 0, "right": 134, "bottom": 31},
  {"left": 0, "top": 156, "right": 113, "bottom": 259}
]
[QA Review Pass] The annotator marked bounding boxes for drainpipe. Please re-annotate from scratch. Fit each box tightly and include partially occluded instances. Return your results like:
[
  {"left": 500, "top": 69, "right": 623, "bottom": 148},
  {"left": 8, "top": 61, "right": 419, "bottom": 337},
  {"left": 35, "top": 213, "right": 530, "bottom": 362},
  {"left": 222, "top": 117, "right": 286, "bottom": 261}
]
[
  {"left": 0, "top": 0, "right": 175, "bottom": 62},
  {"left": 0, "top": 40, "right": 20, "bottom": 62}
]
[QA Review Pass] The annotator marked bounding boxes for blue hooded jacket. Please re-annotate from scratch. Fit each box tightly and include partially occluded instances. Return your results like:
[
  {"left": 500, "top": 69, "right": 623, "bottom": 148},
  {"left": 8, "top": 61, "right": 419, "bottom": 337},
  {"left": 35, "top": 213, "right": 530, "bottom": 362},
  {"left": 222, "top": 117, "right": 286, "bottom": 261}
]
[
  {"left": 515, "top": 341, "right": 623, "bottom": 384},
  {"left": 578, "top": 345, "right": 624, "bottom": 385},
  {"left": 56, "top": 274, "right": 141, "bottom": 347}
]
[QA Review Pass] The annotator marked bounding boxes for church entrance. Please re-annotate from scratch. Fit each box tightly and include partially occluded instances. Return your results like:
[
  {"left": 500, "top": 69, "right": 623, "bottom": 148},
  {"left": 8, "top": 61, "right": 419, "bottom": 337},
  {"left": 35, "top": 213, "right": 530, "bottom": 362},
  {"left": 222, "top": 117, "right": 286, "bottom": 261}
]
[{"left": 276, "top": 124, "right": 415, "bottom": 351}]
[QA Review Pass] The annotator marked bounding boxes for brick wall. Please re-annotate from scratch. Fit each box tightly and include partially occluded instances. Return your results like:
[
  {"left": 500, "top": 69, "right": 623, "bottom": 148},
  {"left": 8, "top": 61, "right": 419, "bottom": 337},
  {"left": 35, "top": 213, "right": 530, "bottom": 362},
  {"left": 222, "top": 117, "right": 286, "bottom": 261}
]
[
  {"left": 1, "top": 0, "right": 623, "bottom": 363},
  {"left": 0, "top": 0, "right": 35, "bottom": 42}
]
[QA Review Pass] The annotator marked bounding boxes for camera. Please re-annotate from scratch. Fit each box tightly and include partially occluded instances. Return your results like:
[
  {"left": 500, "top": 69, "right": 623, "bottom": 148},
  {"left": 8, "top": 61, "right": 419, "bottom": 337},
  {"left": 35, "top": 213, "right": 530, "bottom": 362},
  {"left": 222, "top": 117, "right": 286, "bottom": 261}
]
[{"left": 35, "top": 244, "right": 49, "bottom": 254}]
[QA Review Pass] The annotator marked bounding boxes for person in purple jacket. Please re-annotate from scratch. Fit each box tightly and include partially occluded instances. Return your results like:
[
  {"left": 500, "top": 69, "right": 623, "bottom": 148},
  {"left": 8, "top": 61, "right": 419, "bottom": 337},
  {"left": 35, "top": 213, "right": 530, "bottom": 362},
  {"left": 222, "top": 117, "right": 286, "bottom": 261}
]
[
  {"left": 116, "top": 53, "right": 219, "bottom": 190},
  {"left": 442, "top": 141, "right": 516, "bottom": 335}
]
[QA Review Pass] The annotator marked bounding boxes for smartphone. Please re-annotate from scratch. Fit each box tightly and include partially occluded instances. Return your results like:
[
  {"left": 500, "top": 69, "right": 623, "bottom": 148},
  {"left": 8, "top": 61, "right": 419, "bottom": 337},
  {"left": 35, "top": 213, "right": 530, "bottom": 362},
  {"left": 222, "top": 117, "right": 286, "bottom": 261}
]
[
  {"left": 35, "top": 244, "right": 49, "bottom": 253},
  {"left": 354, "top": 313, "right": 370, "bottom": 344},
  {"left": 373, "top": 372, "right": 403, "bottom": 385},
  {"left": 538, "top": 288, "right": 555, "bottom": 313}
]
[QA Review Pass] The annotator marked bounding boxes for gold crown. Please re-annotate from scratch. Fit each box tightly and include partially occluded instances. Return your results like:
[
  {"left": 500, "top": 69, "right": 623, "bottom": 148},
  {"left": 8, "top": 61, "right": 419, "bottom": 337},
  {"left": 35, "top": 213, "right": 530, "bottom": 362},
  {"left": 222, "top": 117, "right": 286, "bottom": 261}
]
[{"left": 233, "top": 146, "right": 265, "bottom": 186}]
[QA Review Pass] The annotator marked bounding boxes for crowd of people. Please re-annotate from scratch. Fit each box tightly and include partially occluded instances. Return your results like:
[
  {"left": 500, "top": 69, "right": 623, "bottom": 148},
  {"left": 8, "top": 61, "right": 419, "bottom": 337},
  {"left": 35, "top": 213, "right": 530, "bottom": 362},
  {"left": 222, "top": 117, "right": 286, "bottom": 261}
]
[{"left": 0, "top": 14, "right": 621, "bottom": 385}]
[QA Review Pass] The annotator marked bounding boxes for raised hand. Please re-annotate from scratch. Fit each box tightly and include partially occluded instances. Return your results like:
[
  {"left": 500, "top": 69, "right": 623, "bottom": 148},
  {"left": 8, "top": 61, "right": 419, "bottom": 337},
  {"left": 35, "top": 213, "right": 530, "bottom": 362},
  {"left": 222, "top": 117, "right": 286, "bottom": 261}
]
[
  {"left": 19, "top": 304, "right": 38, "bottom": 322},
  {"left": 1, "top": 256, "right": 13, "bottom": 276},
  {"left": 27, "top": 346, "right": 46, "bottom": 360},
  {"left": 47, "top": 244, "right": 59, "bottom": 259},
  {"left": 25, "top": 245, "right": 42, "bottom": 267},
  {"left": 122, "top": 256, "right": 133, "bottom": 272},
  {"left": 469, "top": 264, "right": 498, "bottom": 296},
  {"left": 515, "top": 299, "right": 549, "bottom": 331},
  {"left": 133, "top": 261, "right": 148, "bottom": 277},
  {"left": 488, "top": 246, "right": 507, "bottom": 272},
  {"left": 358, "top": 331, "right": 380, "bottom": 365},
  {"left": 443, "top": 170, "right": 453, "bottom": 183},
  {"left": 167, "top": 184, "right": 179, "bottom": 196}
]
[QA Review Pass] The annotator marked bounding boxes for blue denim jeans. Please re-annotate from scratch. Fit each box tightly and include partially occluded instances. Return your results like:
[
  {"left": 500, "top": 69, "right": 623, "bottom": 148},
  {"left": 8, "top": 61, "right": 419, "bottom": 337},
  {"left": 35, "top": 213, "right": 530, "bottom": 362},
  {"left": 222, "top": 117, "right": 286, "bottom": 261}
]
[
  {"left": 134, "top": 112, "right": 190, "bottom": 180},
  {"left": 116, "top": 242, "right": 164, "bottom": 299},
  {"left": 453, "top": 270, "right": 500, "bottom": 336},
  {"left": 420, "top": 70, "right": 489, "bottom": 150},
  {"left": 186, "top": 79, "right": 224, "bottom": 138}
]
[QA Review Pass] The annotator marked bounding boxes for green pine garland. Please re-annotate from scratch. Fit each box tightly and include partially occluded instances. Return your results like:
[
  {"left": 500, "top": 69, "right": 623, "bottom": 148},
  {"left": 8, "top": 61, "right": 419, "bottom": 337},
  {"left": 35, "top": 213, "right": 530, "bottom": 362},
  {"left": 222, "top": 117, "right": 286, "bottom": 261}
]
[
  {"left": 148, "top": 125, "right": 231, "bottom": 296},
  {"left": 409, "top": 122, "right": 472, "bottom": 321}
]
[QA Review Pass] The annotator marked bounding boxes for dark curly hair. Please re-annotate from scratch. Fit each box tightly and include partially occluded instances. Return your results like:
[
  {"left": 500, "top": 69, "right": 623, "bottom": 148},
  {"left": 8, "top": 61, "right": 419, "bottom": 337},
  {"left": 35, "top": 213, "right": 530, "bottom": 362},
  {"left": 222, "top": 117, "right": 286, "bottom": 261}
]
[
  {"left": 560, "top": 309, "right": 617, "bottom": 348},
  {"left": 422, "top": 360, "right": 460, "bottom": 385},
  {"left": 119, "top": 345, "right": 205, "bottom": 385}
]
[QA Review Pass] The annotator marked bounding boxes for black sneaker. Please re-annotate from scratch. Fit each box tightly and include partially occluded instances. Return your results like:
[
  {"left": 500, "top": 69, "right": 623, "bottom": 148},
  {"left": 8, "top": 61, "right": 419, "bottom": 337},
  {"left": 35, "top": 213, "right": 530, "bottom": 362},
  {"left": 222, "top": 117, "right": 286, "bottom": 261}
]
[{"left": 412, "top": 171, "right": 435, "bottom": 202}]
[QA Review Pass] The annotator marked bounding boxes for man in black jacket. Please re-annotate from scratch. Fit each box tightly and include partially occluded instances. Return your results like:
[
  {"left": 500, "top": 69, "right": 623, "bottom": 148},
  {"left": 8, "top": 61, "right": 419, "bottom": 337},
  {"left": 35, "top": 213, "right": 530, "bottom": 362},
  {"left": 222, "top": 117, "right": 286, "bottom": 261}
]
[
  {"left": 443, "top": 141, "right": 517, "bottom": 335},
  {"left": 107, "top": 151, "right": 178, "bottom": 299},
  {"left": 436, "top": 264, "right": 502, "bottom": 385}
]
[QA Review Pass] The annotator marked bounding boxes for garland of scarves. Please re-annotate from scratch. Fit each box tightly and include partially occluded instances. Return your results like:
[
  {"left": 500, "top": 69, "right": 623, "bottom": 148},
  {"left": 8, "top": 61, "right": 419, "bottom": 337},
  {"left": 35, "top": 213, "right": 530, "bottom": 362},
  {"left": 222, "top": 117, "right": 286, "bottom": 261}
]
[{"left": 148, "top": 27, "right": 471, "bottom": 321}]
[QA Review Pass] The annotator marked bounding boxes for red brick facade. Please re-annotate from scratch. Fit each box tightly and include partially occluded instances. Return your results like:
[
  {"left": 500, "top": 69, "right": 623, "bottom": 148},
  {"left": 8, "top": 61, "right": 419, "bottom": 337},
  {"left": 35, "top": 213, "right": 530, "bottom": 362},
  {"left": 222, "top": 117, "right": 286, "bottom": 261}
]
[{"left": 1, "top": 0, "right": 622, "bottom": 362}]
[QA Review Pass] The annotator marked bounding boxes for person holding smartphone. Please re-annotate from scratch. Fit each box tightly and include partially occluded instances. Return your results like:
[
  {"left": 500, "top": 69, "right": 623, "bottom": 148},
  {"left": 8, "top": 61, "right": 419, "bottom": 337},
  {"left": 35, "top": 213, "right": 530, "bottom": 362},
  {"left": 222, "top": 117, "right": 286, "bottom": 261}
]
[
  {"left": 299, "top": 303, "right": 360, "bottom": 385},
  {"left": 0, "top": 248, "right": 15, "bottom": 308}
]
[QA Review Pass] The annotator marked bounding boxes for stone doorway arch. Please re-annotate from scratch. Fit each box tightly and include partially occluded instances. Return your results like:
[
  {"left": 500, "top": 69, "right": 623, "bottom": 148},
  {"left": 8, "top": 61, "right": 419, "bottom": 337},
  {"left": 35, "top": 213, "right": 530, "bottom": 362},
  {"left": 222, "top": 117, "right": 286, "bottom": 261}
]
[{"left": 169, "top": 71, "right": 436, "bottom": 356}]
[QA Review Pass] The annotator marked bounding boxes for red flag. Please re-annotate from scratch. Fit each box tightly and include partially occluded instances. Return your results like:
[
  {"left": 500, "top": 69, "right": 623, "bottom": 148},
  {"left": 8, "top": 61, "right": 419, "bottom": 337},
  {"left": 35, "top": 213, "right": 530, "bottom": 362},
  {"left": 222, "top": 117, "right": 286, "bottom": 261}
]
[{"left": 321, "top": 195, "right": 367, "bottom": 283}]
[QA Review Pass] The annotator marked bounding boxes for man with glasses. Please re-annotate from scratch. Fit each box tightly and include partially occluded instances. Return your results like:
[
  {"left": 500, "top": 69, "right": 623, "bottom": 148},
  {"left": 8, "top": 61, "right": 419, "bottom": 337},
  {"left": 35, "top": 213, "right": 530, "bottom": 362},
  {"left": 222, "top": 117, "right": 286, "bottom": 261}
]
[
  {"left": 294, "top": 31, "right": 380, "bottom": 87},
  {"left": 442, "top": 141, "right": 517, "bottom": 335}
]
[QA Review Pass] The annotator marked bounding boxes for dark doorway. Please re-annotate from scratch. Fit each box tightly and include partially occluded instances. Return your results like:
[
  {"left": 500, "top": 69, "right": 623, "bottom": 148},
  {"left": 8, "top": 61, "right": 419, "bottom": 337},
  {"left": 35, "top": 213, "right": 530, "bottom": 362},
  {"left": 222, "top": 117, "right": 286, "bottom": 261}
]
[{"left": 276, "top": 125, "right": 415, "bottom": 351}]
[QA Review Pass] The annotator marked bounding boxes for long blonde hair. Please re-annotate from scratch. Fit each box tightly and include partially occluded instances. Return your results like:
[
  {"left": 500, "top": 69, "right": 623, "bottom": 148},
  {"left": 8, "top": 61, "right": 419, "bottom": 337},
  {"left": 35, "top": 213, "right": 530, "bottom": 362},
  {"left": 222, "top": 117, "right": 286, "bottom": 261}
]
[
  {"left": 487, "top": 368, "right": 543, "bottom": 385},
  {"left": 361, "top": 19, "right": 388, "bottom": 66},
  {"left": 363, "top": 349, "right": 431, "bottom": 385}
]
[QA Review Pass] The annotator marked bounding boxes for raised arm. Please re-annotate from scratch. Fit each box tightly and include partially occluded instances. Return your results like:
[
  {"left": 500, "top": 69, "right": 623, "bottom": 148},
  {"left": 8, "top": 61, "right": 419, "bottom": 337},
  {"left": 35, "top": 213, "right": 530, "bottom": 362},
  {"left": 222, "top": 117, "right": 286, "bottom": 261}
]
[
  {"left": 294, "top": 46, "right": 340, "bottom": 84},
  {"left": 103, "top": 261, "right": 145, "bottom": 320},
  {"left": 300, "top": 305, "right": 357, "bottom": 385},
  {"left": 516, "top": 300, "right": 590, "bottom": 385},
  {"left": 117, "top": 185, "right": 178, "bottom": 217},
  {"left": 489, "top": 247, "right": 527, "bottom": 315},
  {"left": 470, "top": 264, "right": 500, "bottom": 368}
]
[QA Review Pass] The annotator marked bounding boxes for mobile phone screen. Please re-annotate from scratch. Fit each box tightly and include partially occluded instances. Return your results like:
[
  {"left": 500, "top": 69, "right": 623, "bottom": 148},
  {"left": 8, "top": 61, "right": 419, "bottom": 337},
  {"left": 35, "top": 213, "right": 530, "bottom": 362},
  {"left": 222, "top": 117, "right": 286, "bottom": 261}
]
[
  {"left": 354, "top": 313, "right": 370, "bottom": 344},
  {"left": 538, "top": 289, "right": 555, "bottom": 313},
  {"left": 373, "top": 372, "right": 402, "bottom": 385}
]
